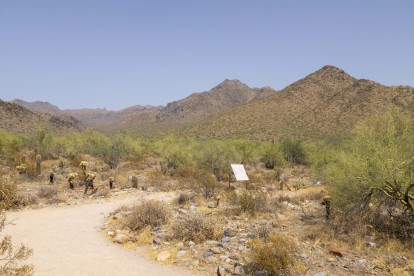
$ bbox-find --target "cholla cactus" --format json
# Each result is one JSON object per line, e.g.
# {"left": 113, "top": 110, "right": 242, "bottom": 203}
{"left": 66, "top": 173, "right": 78, "bottom": 190}
{"left": 321, "top": 196, "right": 331, "bottom": 219}
{"left": 16, "top": 164, "right": 27, "bottom": 174}
{"left": 86, "top": 173, "right": 96, "bottom": 181}
{"left": 84, "top": 173, "right": 97, "bottom": 195}
{"left": 79, "top": 161, "right": 88, "bottom": 171}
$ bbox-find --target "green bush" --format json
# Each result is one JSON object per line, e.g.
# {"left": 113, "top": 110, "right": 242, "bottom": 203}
{"left": 281, "top": 139, "right": 306, "bottom": 164}
{"left": 260, "top": 143, "right": 284, "bottom": 169}
{"left": 326, "top": 109, "right": 414, "bottom": 239}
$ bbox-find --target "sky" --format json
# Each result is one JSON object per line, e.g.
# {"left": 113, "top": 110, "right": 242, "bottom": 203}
{"left": 0, "top": 0, "right": 413, "bottom": 110}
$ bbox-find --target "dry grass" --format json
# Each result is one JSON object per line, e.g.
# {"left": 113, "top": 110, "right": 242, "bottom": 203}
{"left": 172, "top": 213, "right": 221, "bottom": 243}
{"left": 125, "top": 200, "right": 170, "bottom": 232}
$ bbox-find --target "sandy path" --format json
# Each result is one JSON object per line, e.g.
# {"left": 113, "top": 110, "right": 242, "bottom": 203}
{"left": 3, "top": 192, "right": 194, "bottom": 276}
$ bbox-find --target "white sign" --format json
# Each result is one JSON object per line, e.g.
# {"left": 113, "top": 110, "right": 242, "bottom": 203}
{"left": 231, "top": 164, "right": 249, "bottom": 181}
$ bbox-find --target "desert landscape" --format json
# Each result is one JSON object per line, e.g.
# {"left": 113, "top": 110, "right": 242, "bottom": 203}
{"left": 1, "top": 1, "right": 413, "bottom": 276}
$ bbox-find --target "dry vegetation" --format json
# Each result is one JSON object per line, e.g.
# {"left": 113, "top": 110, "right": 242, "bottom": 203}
{"left": 1, "top": 109, "right": 414, "bottom": 275}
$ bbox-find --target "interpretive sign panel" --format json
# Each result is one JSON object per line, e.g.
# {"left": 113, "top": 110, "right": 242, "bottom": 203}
{"left": 231, "top": 164, "right": 249, "bottom": 181}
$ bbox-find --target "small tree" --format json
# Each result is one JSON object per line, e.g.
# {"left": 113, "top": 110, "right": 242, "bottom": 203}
{"left": 260, "top": 143, "right": 284, "bottom": 169}
{"left": 327, "top": 109, "right": 414, "bottom": 239}
{"left": 281, "top": 139, "right": 306, "bottom": 165}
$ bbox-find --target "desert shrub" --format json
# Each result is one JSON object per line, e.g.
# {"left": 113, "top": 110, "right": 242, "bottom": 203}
{"left": 172, "top": 213, "right": 219, "bottom": 243}
{"left": 160, "top": 146, "right": 191, "bottom": 176}
{"left": 0, "top": 212, "right": 33, "bottom": 275}
{"left": 247, "top": 234, "right": 295, "bottom": 276}
{"left": 326, "top": 109, "right": 414, "bottom": 240}
{"left": 232, "top": 140, "right": 258, "bottom": 165}
{"left": 281, "top": 139, "right": 306, "bottom": 165}
{"left": 238, "top": 191, "right": 269, "bottom": 216}
{"left": 125, "top": 200, "right": 170, "bottom": 232}
{"left": 177, "top": 193, "right": 190, "bottom": 205}
{"left": 0, "top": 177, "right": 20, "bottom": 210}
{"left": 260, "top": 143, "right": 284, "bottom": 169}
{"left": 197, "top": 141, "right": 236, "bottom": 181}
{"left": 37, "top": 186, "right": 58, "bottom": 199}
{"left": 195, "top": 170, "right": 218, "bottom": 198}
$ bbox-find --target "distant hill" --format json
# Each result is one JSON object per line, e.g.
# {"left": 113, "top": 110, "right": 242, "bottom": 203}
{"left": 0, "top": 100, "right": 83, "bottom": 134}
{"left": 155, "top": 79, "right": 277, "bottom": 124}
{"left": 103, "top": 80, "right": 277, "bottom": 134}
{"left": 11, "top": 99, "right": 163, "bottom": 127}
{"left": 181, "top": 65, "right": 414, "bottom": 140}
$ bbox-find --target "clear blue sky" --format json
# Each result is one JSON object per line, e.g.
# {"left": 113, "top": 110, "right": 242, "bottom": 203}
{"left": 0, "top": 0, "right": 413, "bottom": 110}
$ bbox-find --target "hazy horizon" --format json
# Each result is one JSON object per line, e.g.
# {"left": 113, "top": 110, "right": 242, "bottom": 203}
{"left": 1, "top": 0, "right": 413, "bottom": 110}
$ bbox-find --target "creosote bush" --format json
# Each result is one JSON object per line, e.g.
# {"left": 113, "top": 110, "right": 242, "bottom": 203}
{"left": 125, "top": 200, "right": 170, "bottom": 232}
{"left": 37, "top": 186, "right": 58, "bottom": 199}
{"left": 261, "top": 143, "right": 284, "bottom": 169}
{"left": 172, "top": 213, "right": 219, "bottom": 243}
{"left": 238, "top": 191, "right": 269, "bottom": 216}
{"left": 247, "top": 234, "right": 296, "bottom": 276}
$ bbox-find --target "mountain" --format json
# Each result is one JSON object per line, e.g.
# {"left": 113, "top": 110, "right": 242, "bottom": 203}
{"left": 0, "top": 100, "right": 83, "bottom": 134}
{"left": 181, "top": 65, "right": 414, "bottom": 140}
{"left": 155, "top": 79, "right": 277, "bottom": 124}
{"left": 10, "top": 99, "right": 163, "bottom": 127}
{"left": 102, "top": 80, "right": 277, "bottom": 134}
{"left": 11, "top": 99, "right": 63, "bottom": 116}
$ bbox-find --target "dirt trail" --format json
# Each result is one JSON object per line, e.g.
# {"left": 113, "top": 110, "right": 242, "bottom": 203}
{"left": 3, "top": 192, "right": 194, "bottom": 276}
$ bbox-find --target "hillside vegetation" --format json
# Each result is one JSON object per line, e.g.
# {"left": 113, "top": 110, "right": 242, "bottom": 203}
{"left": 0, "top": 100, "right": 83, "bottom": 135}
{"left": 182, "top": 66, "right": 414, "bottom": 140}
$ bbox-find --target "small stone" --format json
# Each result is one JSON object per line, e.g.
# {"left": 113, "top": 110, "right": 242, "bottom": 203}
{"left": 114, "top": 234, "right": 128, "bottom": 244}
{"left": 203, "top": 251, "right": 213, "bottom": 258}
{"left": 217, "top": 265, "right": 226, "bottom": 276}
{"left": 176, "top": 242, "right": 184, "bottom": 248}
{"left": 313, "top": 272, "right": 326, "bottom": 276}
{"left": 107, "top": 231, "right": 115, "bottom": 237}
{"left": 365, "top": 242, "right": 377, "bottom": 248}
{"left": 191, "top": 260, "right": 200, "bottom": 266}
{"left": 153, "top": 226, "right": 160, "bottom": 232}
{"left": 234, "top": 264, "right": 245, "bottom": 275}
{"left": 224, "top": 228, "right": 235, "bottom": 237}
{"left": 205, "top": 256, "right": 219, "bottom": 263}
{"left": 176, "top": 250, "right": 186, "bottom": 258}
{"left": 113, "top": 213, "right": 123, "bottom": 220}
{"left": 228, "top": 254, "right": 240, "bottom": 260}
{"left": 156, "top": 251, "right": 171, "bottom": 262}
{"left": 210, "top": 247, "right": 222, "bottom": 254}
{"left": 208, "top": 202, "right": 216, "bottom": 208}
{"left": 115, "top": 229, "right": 129, "bottom": 235}
{"left": 188, "top": 241, "right": 196, "bottom": 247}
{"left": 358, "top": 259, "right": 368, "bottom": 265}
{"left": 253, "top": 270, "right": 269, "bottom": 276}
{"left": 178, "top": 209, "right": 188, "bottom": 214}
{"left": 222, "top": 237, "right": 230, "bottom": 243}
{"left": 329, "top": 248, "right": 344, "bottom": 257}
{"left": 153, "top": 238, "right": 163, "bottom": 245}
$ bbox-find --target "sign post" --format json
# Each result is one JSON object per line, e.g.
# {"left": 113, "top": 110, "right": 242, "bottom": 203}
{"left": 230, "top": 164, "right": 249, "bottom": 187}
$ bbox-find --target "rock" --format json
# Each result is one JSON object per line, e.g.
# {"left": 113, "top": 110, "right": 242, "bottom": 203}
{"left": 234, "top": 263, "right": 245, "bottom": 275}
{"left": 205, "top": 256, "right": 219, "bottom": 263}
{"left": 224, "top": 228, "right": 235, "bottom": 237}
{"left": 217, "top": 265, "right": 226, "bottom": 276}
{"left": 228, "top": 254, "right": 240, "bottom": 260}
{"left": 156, "top": 251, "right": 171, "bottom": 262}
{"left": 188, "top": 241, "right": 196, "bottom": 247}
{"left": 210, "top": 247, "right": 222, "bottom": 254}
{"left": 178, "top": 209, "right": 188, "bottom": 214}
{"left": 203, "top": 251, "right": 213, "bottom": 258}
{"left": 208, "top": 202, "right": 216, "bottom": 208}
{"left": 207, "top": 240, "right": 217, "bottom": 245}
{"left": 191, "top": 260, "right": 200, "bottom": 267}
{"left": 328, "top": 248, "right": 344, "bottom": 257}
{"left": 113, "top": 213, "right": 123, "bottom": 220}
{"left": 114, "top": 234, "right": 128, "bottom": 244}
{"left": 176, "top": 250, "right": 186, "bottom": 258}
{"left": 115, "top": 229, "right": 129, "bottom": 235}
{"left": 313, "top": 272, "right": 326, "bottom": 276}
{"left": 176, "top": 242, "right": 184, "bottom": 248}
{"left": 358, "top": 259, "right": 368, "bottom": 265}
{"left": 153, "top": 238, "right": 163, "bottom": 245}
{"left": 107, "top": 231, "right": 115, "bottom": 237}
{"left": 253, "top": 270, "right": 269, "bottom": 276}
{"left": 222, "top": 237, "right": 230, "bottom": 243}
{"left": 153, "top": 226, "right": 160, "bottom": 232}
{"left": 365, "top": 242, "right": 377, "bottom": 247}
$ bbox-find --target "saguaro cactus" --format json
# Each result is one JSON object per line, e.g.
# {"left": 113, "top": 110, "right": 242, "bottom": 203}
{"left": 35, "top": 154, "right": 42, "bottom": 175}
